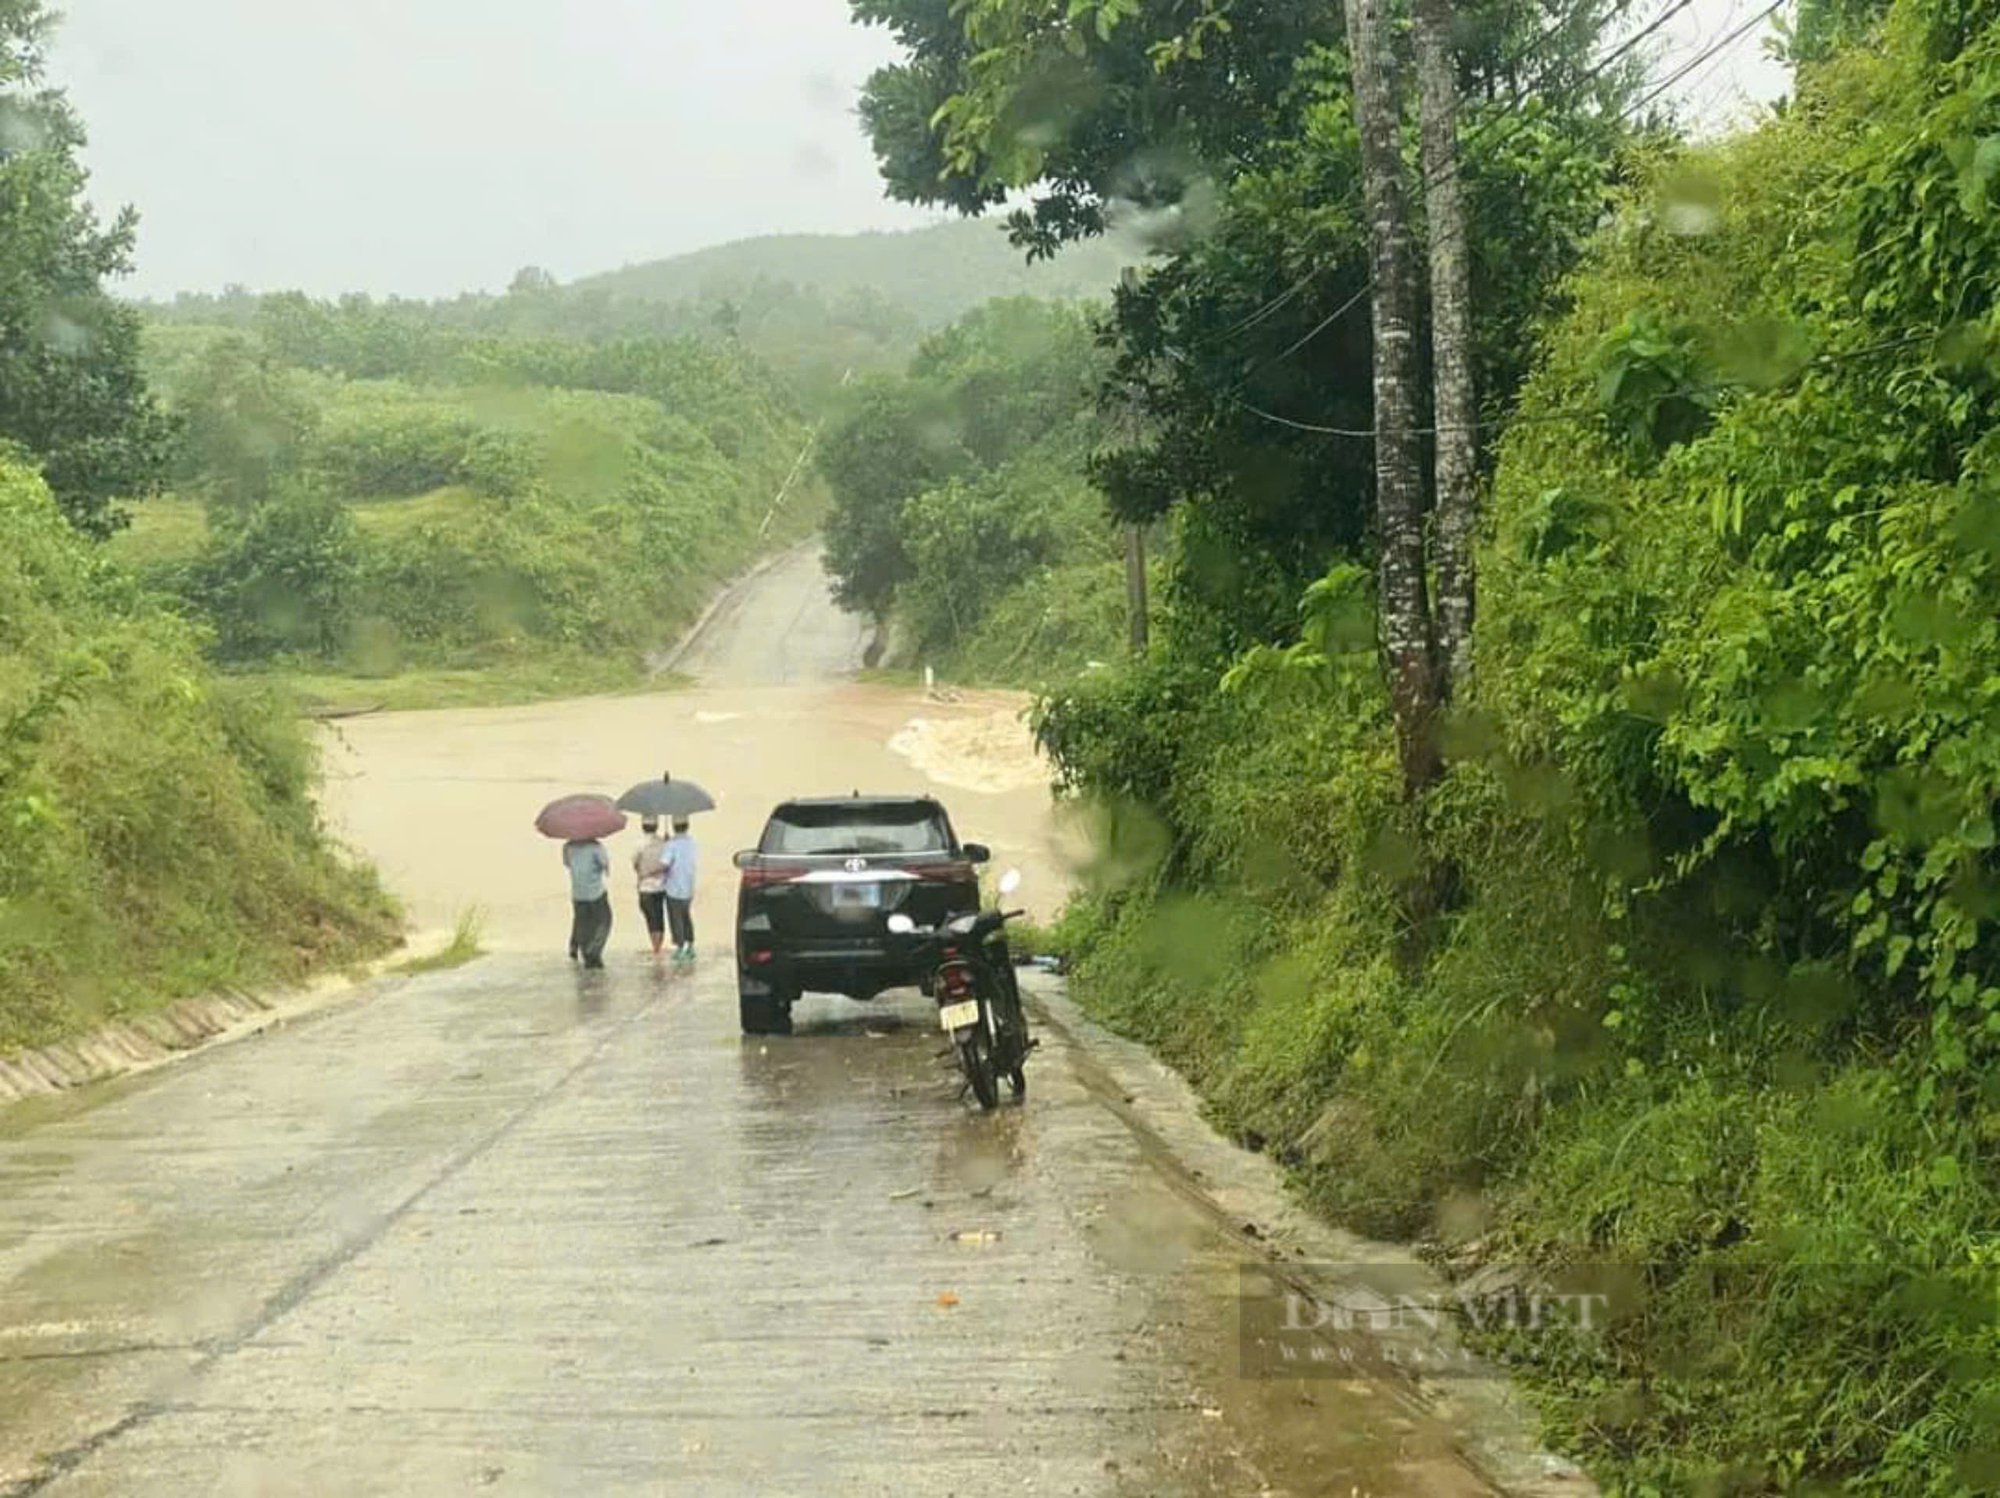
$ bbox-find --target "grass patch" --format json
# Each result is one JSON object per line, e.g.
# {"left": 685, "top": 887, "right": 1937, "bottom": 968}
{"left": 108, "top": 495, "right": 208, "bottom": 568}
{"left": 392, "top": 908, "right": 487, "bottom": 975}
{"left": 347, "top": 485, "right": 484, "bottom": 538}
{"left": 113, "top": 488, "right": 495, "bottom": 576}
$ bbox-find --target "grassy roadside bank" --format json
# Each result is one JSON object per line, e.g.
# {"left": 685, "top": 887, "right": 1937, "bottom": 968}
{"left": 0, "top": 463, "right": 400, "bottom": 1053}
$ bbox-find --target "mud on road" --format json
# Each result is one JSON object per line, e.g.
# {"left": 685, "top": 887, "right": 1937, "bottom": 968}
{"left": 0, "top": 550, "right": 1586, "bottom": 1496}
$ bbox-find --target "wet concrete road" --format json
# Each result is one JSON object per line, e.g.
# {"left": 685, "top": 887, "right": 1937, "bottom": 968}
{"left": 0, "top": 955, "right": 1509, "bottom": 1496}
{"left": 0, "top": 553, "right": 1562, "bottom": 1495}
{"left": 665, "top": 543, "right": 870, "bottom": 686}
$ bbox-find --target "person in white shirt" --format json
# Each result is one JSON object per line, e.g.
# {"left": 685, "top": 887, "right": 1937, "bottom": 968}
{"left": 662, "top": 819, "right": 699, "bottom": 964}
{"left": 633, "top": 819, "right": 670, "bottom": 958}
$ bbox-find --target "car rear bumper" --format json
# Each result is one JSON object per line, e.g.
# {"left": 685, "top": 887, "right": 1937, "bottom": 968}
{"left": 737, "top": 942, "right": 925, "bottom": 999}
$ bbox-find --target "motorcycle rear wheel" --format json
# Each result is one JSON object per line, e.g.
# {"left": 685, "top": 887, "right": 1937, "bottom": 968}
{"left": 957, "top": 1029, "right": 1000, "bottom": 1110}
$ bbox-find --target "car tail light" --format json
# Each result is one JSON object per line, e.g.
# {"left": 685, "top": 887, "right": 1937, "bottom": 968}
{"left": 739, "top": 865, "right": 804, "bottom": 890}
{"left": 747, "top": 949, "right": 774, "bottom": 966}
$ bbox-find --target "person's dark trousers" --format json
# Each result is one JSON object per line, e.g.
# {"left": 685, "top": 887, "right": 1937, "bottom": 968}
{"left": 638, "top": 892, "right": 667, "bottom": 942}
{"left": 666, "top": 897, "right": 694, "bottom": 950}
{"left": 573, "top": 896, "right": 613, "bottom": 968}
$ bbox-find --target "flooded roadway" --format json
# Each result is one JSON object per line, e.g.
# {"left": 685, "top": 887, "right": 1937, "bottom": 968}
{"left": 0, "top": 547, "right": 1580, "bottom": 1496}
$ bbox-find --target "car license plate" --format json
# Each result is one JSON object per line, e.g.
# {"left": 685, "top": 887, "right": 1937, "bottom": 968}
{"left": 832, "top": 882, "right": 880, "bottom": 910}
{"left": 938, "top": 1000, "right": 982, "bottom": 1032}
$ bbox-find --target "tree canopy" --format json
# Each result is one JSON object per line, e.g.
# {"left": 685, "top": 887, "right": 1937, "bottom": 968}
{"left": 0, "top": 0, "right": 171, "bottom": 536}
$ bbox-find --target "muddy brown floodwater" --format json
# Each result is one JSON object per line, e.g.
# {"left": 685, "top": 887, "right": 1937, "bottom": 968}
{"left": 0, "top": 546, "right": 1590, "bottom": 1496}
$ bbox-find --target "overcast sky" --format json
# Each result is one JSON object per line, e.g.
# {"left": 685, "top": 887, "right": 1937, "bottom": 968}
{"left": 47, "top": 0, "right": 1793, "bottom": 301}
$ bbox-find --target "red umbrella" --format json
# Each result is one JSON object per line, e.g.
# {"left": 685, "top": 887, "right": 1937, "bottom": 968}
{"left": 535, "top": 794, "right": 626, "bottom": 841}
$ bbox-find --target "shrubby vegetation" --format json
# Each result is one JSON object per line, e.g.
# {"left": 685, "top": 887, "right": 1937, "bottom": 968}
{"left": 122, "top": 311, "right": 818, "bottom": 696}
{"left": 819, "top": 297, "right": 1129, "bottom": 681}
{"left": 0, "top": 460, "right": 396, "bottom": 1046}
{"left": 866, "top": 0, "right": 2000, "bottom": 1490}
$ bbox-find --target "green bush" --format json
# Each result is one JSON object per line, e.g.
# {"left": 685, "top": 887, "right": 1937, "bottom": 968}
{"left": 818, "top": 297, "right": 1125, "bottom": 674}
{"left": 308, "top": 394, "right": 494, "bottom": 498}
{"left": 1042, "top": 3, "right": 2000, "bottom": 1490}
{"left": 190, "top": 487, "right": 364, "bottom": 661}
{"left": 898, "top": 437, "right": 1117, "bottom": 661}
{"left": 947, "top": 556, "right": 1130, "bottom": 685}
{"left": 0, "top": 461, "right": 396, "bottom": 1048}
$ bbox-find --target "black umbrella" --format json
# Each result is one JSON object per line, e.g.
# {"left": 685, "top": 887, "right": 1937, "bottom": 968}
{"left": 616, "top": 774, "right": 717, "bottom": 819}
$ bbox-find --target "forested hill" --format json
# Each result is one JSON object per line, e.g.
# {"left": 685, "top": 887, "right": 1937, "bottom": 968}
{"left": 573, "top": 220, "right": 1130, "bottom": 327}
{"left": 147, "top": 222, "right": 1131, "bottom": 407}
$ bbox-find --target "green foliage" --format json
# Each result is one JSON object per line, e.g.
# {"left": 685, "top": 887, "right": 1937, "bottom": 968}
{"left": 392, "top": 907, "right": 486, "bottom": 975}
{"left": 136, "top": 308, "right": 817, "bottom": 683}
{"left": 819, "top": 297, "right": 1126, "bottom": 675}
{"left": 1091, "top": 26, "right": 1635, "bottom": 656}
{"left": 190, "top": 488, "right": 363, "bottom": 662}
{"left": 1035, "top": 2, "right": 2000, "bottom": 1491}
{"left": 148, "top": 223, "right": 1129, "bottom": 413}
{"left": 819, "top": 377, "right": 965, "bottom": 619}
{"left": 897, "top": 454, "right": 1109, "bottom": 658}
{"left": 1590, "top": 310, "right": 1716, "bottom": 461}
{"left": 853, "top": 0, "right": 1339, "bottom": 252}
{"left": 569, "top": 220, "right": 1126, "bottom": 335}
{"left": 948, "top": 556, "right": 1133, "bottom": 684}
{"left": 1485, "top": 0, "right": 2000, "bottom": 1085}
{"left": 0, "top": 459, "right": 395, "bottom": 1047}
{"left": 169, "top": 335, "right": 321, "bottom": 511}
{"left": 0, "top": 0, "right": 171, "bottom": 536}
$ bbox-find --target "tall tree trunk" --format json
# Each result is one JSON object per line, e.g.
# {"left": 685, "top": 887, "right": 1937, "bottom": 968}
{"left": 1415, "top": 0, "right": 1479, "bottom": 699}
{"left": 1344, "top": 0, "right": 1441, "bottom": 797}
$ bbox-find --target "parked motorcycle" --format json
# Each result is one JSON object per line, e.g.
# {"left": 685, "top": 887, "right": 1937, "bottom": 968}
{"left": 887, "top": 869, "right": 1033, "bottom": 1109}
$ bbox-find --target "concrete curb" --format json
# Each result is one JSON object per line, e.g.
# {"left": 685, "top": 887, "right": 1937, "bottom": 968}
{"left": 0, "top": 928, "right": 464, "bottom": 1109}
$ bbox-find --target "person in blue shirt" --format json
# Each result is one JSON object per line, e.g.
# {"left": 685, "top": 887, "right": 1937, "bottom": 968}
{"left": 563, "top": 837, "right": 612, "bottom": 969}
{"left": 661, "top": 819, "right": 699, "bottom": 964}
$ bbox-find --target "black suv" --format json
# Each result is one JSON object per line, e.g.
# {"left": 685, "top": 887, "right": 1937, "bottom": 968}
{"left": 733, "top": 795, "right": 989, "bottom": 1035}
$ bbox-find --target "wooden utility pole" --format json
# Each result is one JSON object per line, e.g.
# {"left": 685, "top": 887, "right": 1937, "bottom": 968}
{"left": 1344, "top": 0, "right": 1441, "bottom": 796}
{"left": 1125, "top": 523, "right": 1150, "bottom": 654}
{"left": 1415, "top": 0, "right": 1479, "bottom": 698}
{"left": 1117, "top": 264, "right": 1151, "bottom": 656}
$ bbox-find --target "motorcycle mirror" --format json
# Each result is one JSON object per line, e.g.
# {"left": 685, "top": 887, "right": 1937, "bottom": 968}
{"left": 998, "top": 868, "right": 1023, "bottom": 896}
{"left": 886, "top": 913, "right": 916, "bottom": 935}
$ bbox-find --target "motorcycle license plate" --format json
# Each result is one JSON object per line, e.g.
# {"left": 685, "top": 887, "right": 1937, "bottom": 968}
{"left": 938, "top": 1000, "right": 982, "bottom": 1032}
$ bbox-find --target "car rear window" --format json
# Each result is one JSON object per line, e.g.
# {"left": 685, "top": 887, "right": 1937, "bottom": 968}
{"left": 760, "top": 803, "right": 951, "bottom": 856}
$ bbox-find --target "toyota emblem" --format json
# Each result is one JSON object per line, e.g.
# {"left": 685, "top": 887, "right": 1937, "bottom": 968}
{"left": 844, "top": 857, "right": 868, "bottom": 873}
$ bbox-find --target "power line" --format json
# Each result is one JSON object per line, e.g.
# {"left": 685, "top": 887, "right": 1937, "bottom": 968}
{"left": 1625, "top": 0, "right": 1788, "bottom": 119}
{"left": 1177, "top": 325, "right": 1940, "bottom": 442}
{"left": 1220, "top": 0, "right": 1787, "bottom": 402}
{"left": 1181, "top": 0, "right": 1631, "bottom": 355}
{"left": 1442, "top": 0, "right": 1701, "bottom": 197}
{"left": 1235, "top": 0, "right": 1705, "bottom": 380}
